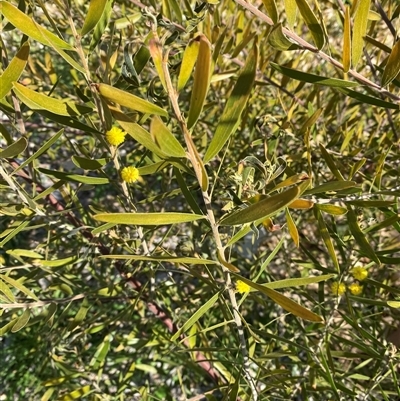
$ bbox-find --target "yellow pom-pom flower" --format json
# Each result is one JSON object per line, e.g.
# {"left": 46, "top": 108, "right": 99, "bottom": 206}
{"left": 106, "top": 126, "right": 126, "bottom": 146}
{"left": 236, "top": 280, "right": 251, "bottom": 294}
{"left": 121, "top": 166, "right": 140, "bottom": 183}
{"left": 348, "top": 283, "right": 363, "bottom": 296}
{"left": 331, "top": 281, "right": 346, "bottom": 296}
{"left": 351, "top": 266, "right": 368, "bottom": 281}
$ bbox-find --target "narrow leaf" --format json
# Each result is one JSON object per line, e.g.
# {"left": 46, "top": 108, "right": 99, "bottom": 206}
{"left": 150, "top": 116, "right": 186, "bottom": 158}
{"left": 337, "top": 87, "right": 399, "bottom": 110}
{"left": 284, "top": 0, "right": 297, "bottom": 28}
{"left": 305, "top": 180, "right": 357, "bottom": 195}
{"left": 317, "top": 204, "right": 347, "bottom": 215}
{"left": 382, "top": 39, "right": 400, "bottom": 87}
{"left": 288, "top": 199, "right": 314, "bottom": 209}
{"left": 149, "top": 38, "right": 166, "bottom": 91}
{"left": 11, "top": 309, "right": 30, "bottom": 332}
{"left": 101, "top": 255, "right": 215, "bottom": 265}
{"left": 286, "top": 208, "right": 299, "bottom": 247}
{"left": 204, "top": 40, "right": 258, "bottom": 163}
{"left": 12, "top": 82, "right": 92, "bottom": 116}
{"left": 178, "top": 37, "right": 200, "bottom": 92}
{"left": 273, "top": 173, "right": 309, "bottom": 190}
{"left": 262, "top": 0, "right": 278, "bottom": 24}
{"left": 90, "top": 0, "right": 113, "bottom": 50}
{"left": 294, "top": 0, "right": 325, "bottom": 49}
{"left": 270, "top": 62, "right": 359, "bottom": 87}
{"left": 0, "top": 1, "right": 73, "bottom": 50}
{"left": 0, "top": 274, "right": 38, "bottom": 301}
{"left": 97, "top": 83, "right": 168, "bottom": 117}
{"left": 352, "top": 0, "right": 371, "bottom": 66}
{"left": 171, "top": 291, "right": 220, "bottom": 341}
{"left": 220, "top": 185, "right": 300, "bottom": 226}
{"left": 268, "top": 23, "right": 301, "bottom": 51}
{"left": 232, "top": 273, "right": 323, "bottom": 322}
{"left": 347, "top": 206, "right": 380, "bottom": 263}
{"left": 187, "top": 34, "right": 212, "bottom": 129}
{"left": 0, "top": 41, "right": 30, "bottom": 100}
{"left": 13, "top": 129, "right": 64, "bottom": 174}
{"left": 0, "top": 137, "right": 27, "bottom": 158}
{"left": 71, "top": 156, "right": 109, "bottom": 170}
{"left": 316, "top": 209, "right": 339, "bottom": 272}
{"left": 343, "top": 5, "right": 351, "bottom": 72}
{"left": 260, "top": 274, "right": 335, "bottom": 290}
{"left": 37, "top": 168, "right": 109, "bottom": 185}
{"left": 81, "top": 0, "right": 108, "bottom": 36}
{"left": 94, "top": 212, "right": 206, "bottom": 225}
{"left": 109, "top": 106, "right": 168, "bottom": 157}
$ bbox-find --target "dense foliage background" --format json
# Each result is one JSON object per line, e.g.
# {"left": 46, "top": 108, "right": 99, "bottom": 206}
{"left": 1, "top": 0, "right": 400, "bottom": 400}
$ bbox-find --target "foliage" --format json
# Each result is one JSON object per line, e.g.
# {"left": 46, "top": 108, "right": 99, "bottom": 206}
{"left": 1, "top": 0, "right": 400, "bottom": 400}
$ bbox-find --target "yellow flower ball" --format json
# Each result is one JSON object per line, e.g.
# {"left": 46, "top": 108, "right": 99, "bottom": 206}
{"left": 331, "top": 281, "right": 346, "bottom": 296}
{"left": 121, "top": 166, "right": 140, "bottom": 184}
{"left": 348, "top": 283, "right": 363, "bottom": 296}
{"left": 236, "top": 280, "right": 251, "bottom": 294}
{"left": 351, "top": 266, "right": 368, "bottom": 281}
{"left": 106, "top": 126, "right": 126, "bottom": 146}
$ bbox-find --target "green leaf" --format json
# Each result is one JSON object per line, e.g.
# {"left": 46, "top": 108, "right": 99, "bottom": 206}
{"left": 204, "top": 39, "right": 258, "bottom": 163}
{"left": 93, "top": 212, "right": 206, "bottom": 225}
{"left": 0, "top": 41, "right": 30, "bottom": 100}
{"left": 149, "top": 38, "right": 166, "bottom": 91}
{"left": 262, "top": 0, "right": 278, "bottom": 24}
{"left": 0, "top": 273, "right": 38, "bottom": 301}
{"left": 294, "top": 0, "right": 325, "bottom": 49}
{"left": 12, "top": 82, "right": 92, "bottom": 116}
{"left": 304, "top": 180, "right": 357, "bottom": 195}
{"left": 352, "top": 0, "right": 371, "bottom": 66}
{"left": 171, "top": 291, "right": 220, "bottom": 341}
{"left": 68, "top": 298, "right": 91, "bottom": 331}
{"left": 13, "top": 129, "right": 64, "bottom": 174}
{"left": 316, "top": 204, "right": 348, "bottom": 215}
{"left": 316, "top": 209, "right": 339, "bottom": 272}
{"left": 382, "top": 39, "right": 400, "bottom": 87}
{"left": 89, "top": 335, "right": 110, "bottom": 369}
{"left": 81, "top": 0, "right": 108, "bottom": 36}
{"left": 232, "top": 273, "right": 323, "bottom": 322}
{"left": 268, "top": 23, "right": 301, "bottom": 51}
{"left": 37, "top": 168, "right": 109, "bottom": 185}
{"left": 0, "top": 1, "right": 74, "bottom": 50}
{"left": 89, "top": 0, "right": 113, "bottom": 50}
{"left": 178, "top": 37, "right": 200, "bottom": 92}
{"left": 347, "top": 206, "right": 380, "bottom": 264}
{"left": 346, "top": 200, "right": 395, "bottom": 208}
{"left": 284, "top": 0, "right": 297, "bottom": 28}
{"left": 11, "top": 309, "right": 30, "bottom": 332}
{"left": 273, "top": 173, "right": 309, "bottom": 191}
{"left": 6, "top": 249, "right": 43, "bottom": 259}
{"left": 220, "top": 184, "right": 300, "bottom": 226}
{"left": 97, "top": 83, "right": 168, "bottom": 117}
{"left": 260, "top": 274, "right": 335, "bottom": 290}
{"left": 109, "top": 106, "right": 168, "bottom": 157}
{"left": 101, "top": 255, "right": 216, "bottom": 265}
{"left": 187, "top": 34, "right": 212, "bottom": 129}
{"left": 319, "top": 144, "right": 345, "bottom": 180}
{"left": 38, "top": 256, "right": 78, "bottom": 267}
{"left": 150, "top": 116, "right": 186, "bottom": 158}
{"left": 286, "top": 208, "right": 299, "bottom": 247}
{"left": 0, "top": 137, "right": 27, "bottom": 158}
{"left": 71, "top": 156, "right": 109, "bottom": 170}
{"left": 343, "top": 5, "right": 351, "bottom": 72}
{"left": 337, "top": 87, "right": 399, "bottom": 110}
{"left": 270, "top": 62, "right": 359, "bottom": 87}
